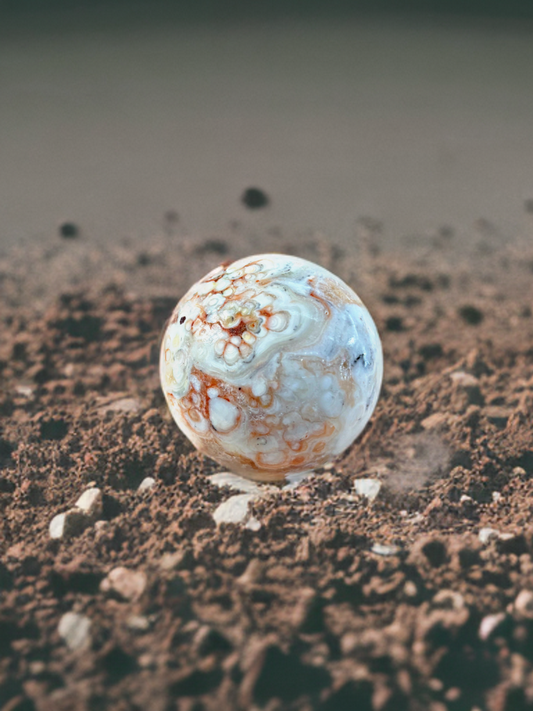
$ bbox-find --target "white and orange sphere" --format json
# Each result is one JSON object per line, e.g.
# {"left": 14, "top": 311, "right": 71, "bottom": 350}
{"left": 160, "top": 254, "right": 382, "bottom": 482}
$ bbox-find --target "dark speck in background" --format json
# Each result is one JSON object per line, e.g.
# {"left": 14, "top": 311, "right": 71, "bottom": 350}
{"left": 164, "top": 209, "right": 180, "bottom": 224}
{"left": 59, "top": 221, "right": 79, "bottom": 239}
{"left": 524, "top": 199, "right": 533, "bottom": 214}
{"left": 241, "top": 187, "right": 270, "bottom": 209}
{"left": 385, "top": 316, "right": 405, "bottom": 332}
{"left": 458, "top": 304, "right": 484, "bottom": 325}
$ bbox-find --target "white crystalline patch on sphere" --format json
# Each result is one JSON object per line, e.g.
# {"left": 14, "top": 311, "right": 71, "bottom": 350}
{"left": 209, "top": 397, "right": 239, "bottom": 433}
{"left": 160, "top": 253, "right": 383, "bottom": 483}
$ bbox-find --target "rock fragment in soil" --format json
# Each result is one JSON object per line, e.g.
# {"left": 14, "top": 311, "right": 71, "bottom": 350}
{"left": 371, "top": 542, "right": 401, "bottom": 556}
{"left": 479, "top": 527, "right": 499, "bottom": 544}
{"left": 245, "top": 516, "right": 262, "bottom": 531}
{"left": 49, "top": 509, "right": 90, "bottom": 540}
{"left": 100, "top": 566, "right": 147, "bottom": 601}
{"left": 354, "top": 478, "right": 381, "bottom": 501}
{"left": 212, "top": 493, "right": 258, "bottom": 525}
{"left": 57, "top": 612, "right": 91, "bottom": 651}
{"left": 74, "top": 487, "right": 103, "bottom": 518}
{"left": 137, "top": 476, "right": 156, "bottom": 493}
{"left": 207, "top": 471, "right": 262, "bottom": 494}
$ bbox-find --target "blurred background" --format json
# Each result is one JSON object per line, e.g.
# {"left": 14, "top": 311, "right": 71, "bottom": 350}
{"left": 1, "top": 0, "right": 533, "bottom": 250}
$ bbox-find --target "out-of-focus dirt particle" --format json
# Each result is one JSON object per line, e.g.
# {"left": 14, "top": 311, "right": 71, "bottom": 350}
{"left": 419, "top": 343, "right": 443, "bottom": 360}
{"left": 159, "top": 548, "right": 194, "bottom": 572}
{"left": 97, "top": 397, "right": 142, "bottom": 415}
{"left": 291, "top": 588, "right": 324, "bottom": 634}
{"left": 239, "top": 642, "right": 330, "bottom": 707}
{"left": 170, "top": 665, "right": 224, "bottom": 696}
{"left": 39, "top": 418, "right": 69, "bottom": 441}
{"left": 320, "top": 679, "right": 374, "bottom": 711}
{"left": 458, "top": 304, "right": 484, "bottom": 325}
{"left": 193, "top": 625, "right": 232, "bottom": 657}
{"left": 514, "top": 590, "right": 533, "bottom": 620}
{"left": 496, "top": 533, "right": 528, "bottom": 556}
{"left": 408, "top": 536, "right": 448, "bottom": 569}
{"left": 236, "top": 559, "right": 265, "bottom": 589}
{"left": 100, "top": 645, "right": 137, "bottom": 681}
{"left": 385, "top": 316, "right": 404, "bottom": 332}
{"left": 58, "top": 221, "right": 79, "bottom": 239}
{"left": 420, "top": 412, "right": 448, "bottom": 430}
{"left": 126, "top": 615, "right": 151, "bottom": 633}
{"left": 484, "top": 406, "right": 514, "bottom": 428}
{"left": 0, "top": 562, "right": 14, "bottom": 591}
{"left": 241, "top": 187, "right": 269, "bottom": 209}
{"left": 479, "top": 612, "right": 507, "bottom": 641}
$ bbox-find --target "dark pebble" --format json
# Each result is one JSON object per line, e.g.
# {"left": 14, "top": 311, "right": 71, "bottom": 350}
{"left": 58, "top": 222, "right": 79, "bottom": 239}
{"left": 241, "top": 187, "right": 269, "bottom": 209}
{"left": 458, "top": 305, "right": 484, "bottom": 325}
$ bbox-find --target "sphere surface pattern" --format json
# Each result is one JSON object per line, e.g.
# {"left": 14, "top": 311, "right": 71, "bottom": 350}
{"left": 160, "top": 254, "right": 383, "bottom": 482}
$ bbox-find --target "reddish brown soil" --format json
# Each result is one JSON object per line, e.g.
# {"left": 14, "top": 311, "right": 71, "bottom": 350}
{"left": 1, "top": 232, "right": 533, "bottom": 711}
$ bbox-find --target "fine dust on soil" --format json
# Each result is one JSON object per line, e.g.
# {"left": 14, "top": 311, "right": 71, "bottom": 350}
{"left": 1, "top": 225, "right": 533, "bottom": 711}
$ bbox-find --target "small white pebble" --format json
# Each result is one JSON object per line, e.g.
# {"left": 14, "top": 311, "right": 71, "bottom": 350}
{"left": 498, "top": 532, "right": 515, "bottom": 542}
{"left": 98, "top": 397, "right": 141, "bottom": 414}
{"left": 49, "top": 509, "right": 89, "bottom": 540}
{"left": 208, "top": 472, "right": 262, "bottom": 495}
{"left": 478, "top": 527, "right": 499, "bottom": 544}
{"left": 29, "top": 661, "right": 46, "bottom": 676}
{"left": 213, "top": 494, "right": 257, "bottom": 525}
{"left": 354, "top": 478, "right": 381, "bottom": 502}
{"left": 450, "top": 371, "right": 480, "bottom": 387}
{"left": 371, "top": 542, "right": 401, "bottom": 556}
{"left": 100, "top": 567, "right": 147, "bottom": 601}
{"left": 75, "top": 487, "right": 102, "bottom": 518}
{"left": 126, "top": 615, "right": 151, "bottom": 632}
{"left": 404, "top": 581, "right": 418, "bottom": 598}
{"left": 283, "top": 471, "right": 314, "bottom": 489}
{"left": 49, "top": 513, "right": 67, "bottom": 540}
{"left": 159, "top": 550, "right": 191, "bottom": 571}
{"left": 58, "top": 612, "right": 92, "bottom": 651}
{"left": 245, "top": 516, "right": 262, "bottom": 532}
{"left": 15, "top": 384, "right": 34, "bottom": 398}
{"left": 420, "top": 412, "right": 448, "bottom": 430}
{"left": 137, "top": 477, "right": 156, "bottom": 493}
{"left": 513, "top": 467, "right": 527, "bottom": 477}
{"left": 479, "top": 612, "right": 506, "bottom": 641}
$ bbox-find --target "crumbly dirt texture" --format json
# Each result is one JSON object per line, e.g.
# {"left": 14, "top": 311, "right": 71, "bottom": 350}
{"left": 1, "top": 229, "right": 533, "bottom": 711}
